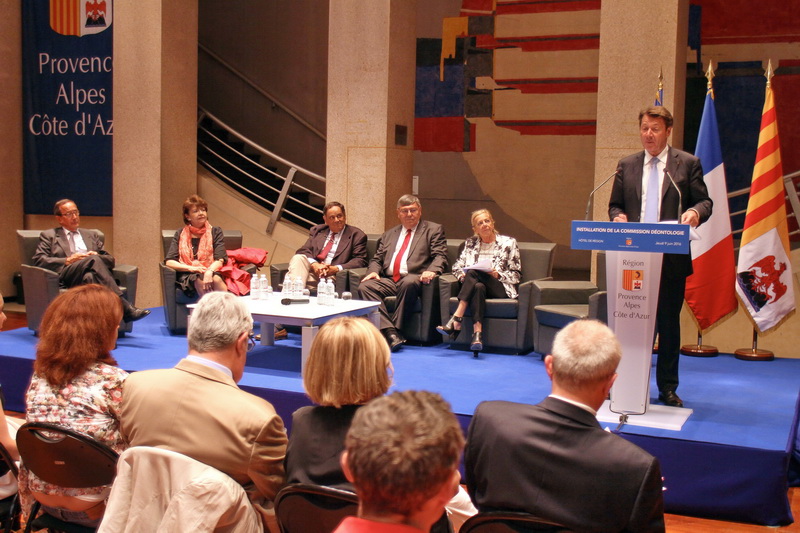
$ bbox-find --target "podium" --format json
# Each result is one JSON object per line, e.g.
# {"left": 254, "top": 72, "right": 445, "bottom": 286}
{"left": 571, "top": 220, "right": 693, "bottom": 430}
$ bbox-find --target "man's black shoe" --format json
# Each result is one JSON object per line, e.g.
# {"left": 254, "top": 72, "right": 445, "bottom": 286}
{"left": 123, "top": 306, "right": 150, "bottom": 322}
{"left": 658, "top": 390, "right": 684, "bottom": 408}
{"left": 384, "top": 329, "right": 406, "bottom": 352}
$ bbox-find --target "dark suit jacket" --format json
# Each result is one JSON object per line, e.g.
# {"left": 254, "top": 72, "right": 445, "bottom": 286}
{"left": 284, "top": 404, "right": 359, "bottom": 492}
{"left": 608, "top": 146, "right": 712, "bottom": 278}
{"left": 32, "top": 227, "right": 115, "bottom": 274}
{"left": 367, "top": 220, "right": 448, "bottom": 277}
{"left": 465, "top": 398, "right": 665, "bottom": 533}
{"left": 296, "top": 224, "right": 368, "bottom": 271}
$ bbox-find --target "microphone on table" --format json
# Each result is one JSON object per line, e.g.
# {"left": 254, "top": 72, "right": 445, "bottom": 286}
{"left": 281, "top": 298, "right": 310, "bottom": 306}
{"left": 584, "top": 171, "right": 618, "bottom": 220}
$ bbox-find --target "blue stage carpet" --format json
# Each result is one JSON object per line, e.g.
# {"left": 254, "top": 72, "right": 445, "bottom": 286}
{"left": 1, "top": 308, "right": 798, "bottom": 526}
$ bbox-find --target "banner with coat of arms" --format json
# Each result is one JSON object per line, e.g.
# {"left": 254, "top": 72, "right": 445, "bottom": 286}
{"left": 22, "top": 0, "right": 114, "bottom": 216}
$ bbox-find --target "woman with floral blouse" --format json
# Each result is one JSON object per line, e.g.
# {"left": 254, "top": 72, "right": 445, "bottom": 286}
{"left": 437, "top": 209, "right": 521, "bottom": 352}
{"left": 19, "top": 284, "right": 128, "bottom": 528}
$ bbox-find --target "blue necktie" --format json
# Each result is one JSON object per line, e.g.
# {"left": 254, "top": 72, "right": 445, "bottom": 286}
{"left": 643, "top": 157, "right": 660, "bottom": 222}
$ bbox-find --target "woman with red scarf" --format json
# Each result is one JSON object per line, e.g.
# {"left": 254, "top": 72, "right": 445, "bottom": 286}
{"left": 165, "top": 195, "right": 228, "bottom": 297}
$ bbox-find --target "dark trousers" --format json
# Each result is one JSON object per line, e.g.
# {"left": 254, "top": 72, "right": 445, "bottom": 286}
{"left": 655, "top": 271, "right": 686, "bottom": 393}
{"left": 59, "top": 255, "right": 123, "bottom": 297}
{"left": 457, "top": 270, "right": 507, "bottom": 324}
{"left": 358, "top": 274, "right": 421, "bottom": 331}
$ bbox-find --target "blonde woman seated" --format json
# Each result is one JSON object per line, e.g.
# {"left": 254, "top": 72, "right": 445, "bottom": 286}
{"left": 19, "top": 285, "right": 128, "bottom": 528}
{"left": 437, "top": 209, "right": 521, "bottom": 352}
{"left": 165, "top": 194, "right": 228, "bottom": 297}
{"left": 284, "top": 316, "right": 477, "bottom": 531}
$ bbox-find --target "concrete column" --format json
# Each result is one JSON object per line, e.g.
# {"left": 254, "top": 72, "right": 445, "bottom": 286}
{"left": 114, "top": 1, "right": 198, "bottom": 307}
{"left": 326, "top": 0, "right": 417, "bottom": 232}
{"left": 0, "top": 0, "right": 23, "bottom": 298}
{"left": 592, "top": 0, "right": 689, "bottom": 223}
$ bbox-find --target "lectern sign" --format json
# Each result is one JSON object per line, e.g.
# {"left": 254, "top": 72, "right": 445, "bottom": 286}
{"left": 571, "top": 221, "right": 690, "bottom": 253}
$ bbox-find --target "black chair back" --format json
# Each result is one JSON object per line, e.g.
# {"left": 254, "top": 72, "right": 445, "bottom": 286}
{"left": 0, "top": 439, "right": 19, "bottom": 533}
{"left": 275, "top": 483, "right": 358, "bottom": 533}
{"left": 16, "top": 422, "right": 118, "bottom": 488}
{"left": 460, "top": 511, "right": 571, "bottom": 533}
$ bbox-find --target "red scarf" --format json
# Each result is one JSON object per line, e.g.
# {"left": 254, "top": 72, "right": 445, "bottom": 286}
{"left": 178, "top": 222, "right": 214, "bottom": 267}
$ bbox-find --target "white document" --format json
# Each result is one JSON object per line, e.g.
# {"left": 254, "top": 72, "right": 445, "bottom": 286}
{"left": 462, "top": 258, "right": 493, "bottom": 273}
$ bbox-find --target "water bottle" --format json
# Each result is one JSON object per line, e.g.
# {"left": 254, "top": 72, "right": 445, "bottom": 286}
{"left": 259, "top": 274, "right": 269, "bottom": 300}
{"left": 326, "top": 278, "right": 335, "bottom": 305}
{"left": 265, "top": 281, "right": 273, "bottom": 301}
{"left": 283, "top": 274, "right": 292, "bottom": 298}
{"left": 294, "top": 276, "right": 304, "bottom": 299}
{"left": 251, "top": 273, "right": 261, "bottom": 299}
{"left": 318, "top": 278, "right": 329, "bottom": 305}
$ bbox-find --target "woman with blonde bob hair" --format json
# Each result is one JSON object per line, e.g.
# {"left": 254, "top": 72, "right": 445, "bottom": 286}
{"left": 20, "top": 284, "right": 128, "bottom": 528}
{"left": 285, "top": 316, "right": 391, "bottom": 489}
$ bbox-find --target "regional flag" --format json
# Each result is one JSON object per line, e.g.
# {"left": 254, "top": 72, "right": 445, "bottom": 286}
{"left": 735, "top": 80, "right": 795, "bottom": 332}
{"left": 684, "top": 88, "right": 737, "bottom": 330}
{"left": 50, "top": 0, "right": 111, "bottom": 37}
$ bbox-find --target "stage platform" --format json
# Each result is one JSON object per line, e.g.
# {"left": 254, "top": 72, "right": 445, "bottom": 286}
{"left": 1, "top": 308, "right": 798, "bottom": 527}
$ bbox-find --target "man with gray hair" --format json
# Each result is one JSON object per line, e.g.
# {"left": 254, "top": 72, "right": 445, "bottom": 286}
{"left": 359, "top": 194, "right": 448, "bottom": 351}
{"left": 120, "top": 292, "right": 287, "bottom": 531}
{"left": 465, "top": 319, "right": 665, "bottom": 532}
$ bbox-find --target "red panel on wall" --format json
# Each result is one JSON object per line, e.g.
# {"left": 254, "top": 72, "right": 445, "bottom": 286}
{"left": 496, "top": 0, "right": 601, "bottom": 14}
{"left": 773, "top": 67, "right": 800, "bottom": 175}
{"left": 415, "top": 117, "right": 475, "bottom": 152}
{"left": 695, "top": 0, "right": 800, "bottom": 44}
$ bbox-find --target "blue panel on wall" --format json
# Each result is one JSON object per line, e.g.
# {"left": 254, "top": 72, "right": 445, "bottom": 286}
{"left": 416, "top": 65, "right": 465, "bottom": 118}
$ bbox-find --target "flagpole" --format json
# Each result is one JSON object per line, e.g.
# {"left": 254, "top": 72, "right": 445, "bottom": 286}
{"left": 681, "top": 61, "right": 720, "bottom": 358}
{"left": 734, "top": 329, "right": 775, "bottom": 361}
{"left": 734, "top": 59, "right": 794, "bottom": 361}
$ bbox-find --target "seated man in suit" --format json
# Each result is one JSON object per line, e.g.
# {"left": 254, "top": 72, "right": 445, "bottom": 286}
{"left": 358, "top": 194, "right": 448, "bottom": 351}
{"left": 465, "top": 319, "right": 665, "bottom": 532}
{"left": 32, "top": 198, "right": 149, "bottom": 322}
{"left": 120, "top": 292, "right": 288, "bottom": 532}
{"left": 334, "top": 390, "right": 464, "bottom": 533}
{"left": 287, "top": 201, "right": 367, "bottom": 288}
{"left": 273, "top": 201, "right": 368, "bottom": 339}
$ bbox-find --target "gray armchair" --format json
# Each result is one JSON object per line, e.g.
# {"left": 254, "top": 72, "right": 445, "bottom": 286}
{"left": 16, "top": 229, "right": 140, "bottom": 335}
{"left": 438, "top": 242, "right": 557, "bottom": 354}
{"left": 159, "top": 229, "right": 255, "bottom": 335}
{"left": 343, "top": 235, "right": 460, "bottom": 344}
{"left": 531, "top": 280, "right": 608, "bottom": 357}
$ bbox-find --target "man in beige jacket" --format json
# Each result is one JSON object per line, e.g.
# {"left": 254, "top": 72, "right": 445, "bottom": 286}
{"left": 120, "top": 292, "right": 287, "bottom": 531}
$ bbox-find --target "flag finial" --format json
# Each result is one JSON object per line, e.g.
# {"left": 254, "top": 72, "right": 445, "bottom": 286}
{"left": 765, "top": 59, "right": 774, "bottom": 88}
{"left": 655, "top": 67, "right": 664, "bottom": 106}
{"left": 705, "top": 61, "right": 715, "bottom": 92}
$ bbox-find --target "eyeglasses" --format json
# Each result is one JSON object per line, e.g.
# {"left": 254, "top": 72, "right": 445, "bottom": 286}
{"left": 59, "top": 210, "right": 80, "bottom": 218}
{"left": 247, "top": 332, "right": 256, "bottom": 352}
{"left": 398, "top": 207, "right": 419, "bottom": 215}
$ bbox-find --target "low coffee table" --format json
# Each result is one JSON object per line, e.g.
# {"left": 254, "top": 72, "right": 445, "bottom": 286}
{"left": 245, "top": 294, "right": 380, "bottom": 372}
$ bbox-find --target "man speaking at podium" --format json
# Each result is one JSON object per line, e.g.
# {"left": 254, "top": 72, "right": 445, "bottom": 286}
{"left": 608, "top": 106, "right": 712, "bottom": 408}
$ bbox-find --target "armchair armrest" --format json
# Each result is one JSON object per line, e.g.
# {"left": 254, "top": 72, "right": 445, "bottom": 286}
{"left": 346, "top": 267, "right": 368, "bottom": 295}
{"left": 438, "top": 274, "right": 460, "bottom": 325}
{"left": 112, "top": 264, "right": 139, "bottom": 305}
{"left": 531, "top": 280, "right": 598, "bottom": 307}
{"left": 269, "top": 263, "right": 290, "bottom": 290}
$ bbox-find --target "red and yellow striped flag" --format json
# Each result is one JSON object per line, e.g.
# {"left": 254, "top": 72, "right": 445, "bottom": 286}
{"left": 735, "top": 72, "right": 795, "bottom": 332}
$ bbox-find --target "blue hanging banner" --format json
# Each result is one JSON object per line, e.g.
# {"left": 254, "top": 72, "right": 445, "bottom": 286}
{"left": 22, "top": 0, "right": 114, "bottom": 216}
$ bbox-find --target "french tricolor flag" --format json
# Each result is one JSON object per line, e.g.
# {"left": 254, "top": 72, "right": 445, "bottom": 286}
{"left": 684, "top": 88, "right": 738, "bottom": 330}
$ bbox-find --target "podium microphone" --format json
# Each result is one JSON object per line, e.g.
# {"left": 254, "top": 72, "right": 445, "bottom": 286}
{"left": 584, "top": 171, "right": 618, "bottom": 220}
{"left": 664, "top": 168, "right": 682, "bottom": 222}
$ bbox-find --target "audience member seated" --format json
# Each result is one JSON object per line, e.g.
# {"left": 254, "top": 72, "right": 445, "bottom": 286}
{"left": 32, "top": 198, "right": 149, "bottom": 322}
{"left": 0, "top": 291, "right": 20, "bottom": 499}
{"left": 19, "top": 285, "right": 129, "bottom": 528}
{"left": 359, "top": 194, "right": 448, "bottom": 352}
{"left": 465, "top": 319, "right": 665, "bottom": 532}
{"left": 285, "top": 317, "right": 476, "bottom": 531}
{"left": 333, "top": 390, "right": 465, "bottom": 533}
{"left": 285, "top": 316, "right": 392, "bottom": 491}
{"left": 120, "top": 291, "right": 288, "bottom": 532}
{"left": 437, "top": 209, "right": 521, "bottom": 352}
{"left": 165, "top": 194, "right": 230, "bottom": 298}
